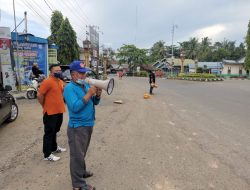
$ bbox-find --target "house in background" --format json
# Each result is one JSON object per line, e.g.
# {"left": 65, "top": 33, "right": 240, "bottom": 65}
{"left": 222, "top": 57, "right": 249, "bottom": 76}
{"left": 152, "top": 58, "right": 195, "bottom": 74}
{"left": 189, "top": 62, "right": 223, "bottom": 74}
{"left": 110, "top": 63, "right": 129, "bottom": 74}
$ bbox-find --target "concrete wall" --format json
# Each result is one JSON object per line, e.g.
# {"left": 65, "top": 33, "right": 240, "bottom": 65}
{"left": 222, "top": 64, "right": 247, "bottom": 75}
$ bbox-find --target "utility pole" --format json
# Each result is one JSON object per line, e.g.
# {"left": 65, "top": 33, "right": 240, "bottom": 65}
{"left": 171, "top": 24, "right": 177, "bottom": 76}
{"left": 13, "top": 0, "right": 22, "bottom": 91}
{"left": 24, "top": 11, "right": 27, "bottom": 33}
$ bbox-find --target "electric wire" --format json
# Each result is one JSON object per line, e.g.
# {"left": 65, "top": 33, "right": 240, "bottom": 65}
{"left": 20, "top": 0, "right": 50, "bottom": 27}
{"left": 67, "top": 0, "right": 89, "bottom": 24}
{"left": 43, "top": 0, "right": 53, "bottom": 11}
{"left": 19, "top": 0, "right": 99, "bottom": 45}
{"left": 73, "top": 0, "right": 91, "bottom": 23}
{"left": 30, "top": 0, "right": 51, "bottom": 20}
{"left": 47, "top": 0, "right": 88, "bottom": 42}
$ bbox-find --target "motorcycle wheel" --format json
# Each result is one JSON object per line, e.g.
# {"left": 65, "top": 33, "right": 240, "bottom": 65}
{"left": 26, "top": 90, "right": 37, "bottom": 99}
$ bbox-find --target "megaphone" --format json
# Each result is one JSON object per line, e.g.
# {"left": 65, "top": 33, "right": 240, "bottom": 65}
{"left": 85, "top": 78, "right": 114, "bottom": 95}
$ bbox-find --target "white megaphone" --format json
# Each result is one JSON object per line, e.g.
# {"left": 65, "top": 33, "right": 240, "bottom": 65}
{"left": 84, "top": 78, "right": 114, "bottom": 95}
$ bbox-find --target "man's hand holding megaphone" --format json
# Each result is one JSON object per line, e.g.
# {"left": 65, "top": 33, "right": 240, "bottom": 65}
{"left": 84, "top": 86, "right": 102, "bottom": 102}
{"left": 95, "top": 87, "right": 102, "bottom": 98}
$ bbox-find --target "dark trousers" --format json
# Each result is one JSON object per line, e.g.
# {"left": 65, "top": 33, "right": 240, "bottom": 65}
{"left": 67, "top": 126, "right": 93, "bottom": 188}
{"left": 149, "top": 85, "right": 154, "bottom": 94}
{"left": 43, "top": 113, "right": 63, "bottom": 158}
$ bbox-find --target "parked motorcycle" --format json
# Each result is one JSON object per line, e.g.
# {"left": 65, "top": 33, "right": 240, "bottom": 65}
{"left": 26, "top": 74, "right": 45, "bottom": 99}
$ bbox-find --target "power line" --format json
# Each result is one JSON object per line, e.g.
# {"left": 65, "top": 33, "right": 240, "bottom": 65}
{"left": 73, "top": 0, "right": 91, "bottom": 23}
{"left": 47, "top": 0, "right": 88, "bottom": 43}
{"left": 63, "top": 0, "right": 89, "bottom": 26}
{"left": 30, "top": 0, "right": 51, "bottom": 20}
{"left": 43, "top": 0, "right": 53, "bottom": 11}
{"left": 20, "top": 0, "right": 50, "bottom": 27}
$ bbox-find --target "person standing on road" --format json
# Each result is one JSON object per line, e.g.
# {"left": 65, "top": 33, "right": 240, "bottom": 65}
{"left": 37, "top": 64, "right": 66, "bottom": 162}
{"left": 63, "top": 60, "right": 102, "bottom": 190}
{"left": 149, "top": 70, "right": 156, "bottom": 95}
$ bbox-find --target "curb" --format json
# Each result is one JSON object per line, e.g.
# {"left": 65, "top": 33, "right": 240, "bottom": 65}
{"left": 15, "top": 96, "right": 27, "bottom": 100}
{"left": 166, "top": 77, "right": 224, "bottom": 82}
{"left": 11, "top": 91, "right": 27, "bottom": 100}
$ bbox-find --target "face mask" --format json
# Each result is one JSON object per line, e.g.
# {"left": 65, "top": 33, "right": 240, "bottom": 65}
{"left": 76, "top": 79, "right": 86, "bottom": 85}
{"left": 54, "top": 72, "right": 62, "bottom": 79}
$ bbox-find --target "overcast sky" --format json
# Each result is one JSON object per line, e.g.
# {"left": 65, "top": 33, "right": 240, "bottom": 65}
{"left": 0, "top": 0, "right": 250, "bottom": 50}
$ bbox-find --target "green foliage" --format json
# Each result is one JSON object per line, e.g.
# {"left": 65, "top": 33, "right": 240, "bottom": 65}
{"left": 48, "top": 10, "right": 64, "bottom": 44}
{"left": 57, "top": 18, "right": 79, "bottom": 64}
{"left": 134, "top": 71, "right": 148, "bottom": 77}
{"left": 149, "top": 41, "right": 167, "bottom": 62}
{"left": 179, "top": 37, "right": 199, "bottom": 59}
{"left": 178, "top": 73, "right": 217, "bottom": 78}
{"left": 245, "top": 21, "right": 250, "bottom": 71}
{"left": 116, "top": 44, "right": 148, "bottom": 71}
{"left": 196, "top": 67, "right": 203, "bottom": 73}
{"left": 177, "top": 37, "right": 245, "bottom": 62}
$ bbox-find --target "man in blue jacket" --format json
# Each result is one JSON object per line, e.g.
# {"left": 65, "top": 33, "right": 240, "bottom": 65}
{"left": 64, "top": 60, "right": 102, "bottom": 190}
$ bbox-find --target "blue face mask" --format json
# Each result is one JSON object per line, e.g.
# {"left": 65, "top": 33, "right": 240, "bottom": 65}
{"left": 54, "top": 72, "right": 62, "bottom": 79}
{"left": 76, "top": 79, "right": 86, "bottom": 85}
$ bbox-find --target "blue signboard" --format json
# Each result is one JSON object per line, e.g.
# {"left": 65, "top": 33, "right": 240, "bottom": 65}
{"left": 11, "top": 33, "right": 48, "bottom": 89}
{"left": 12, "top": 41, "right": 48, "bottom": 87}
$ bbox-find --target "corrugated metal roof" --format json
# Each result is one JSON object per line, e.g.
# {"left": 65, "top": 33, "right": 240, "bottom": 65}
{"left": 223, "top": 58, "right": 245, "bottom": 64}
{"left": 11, "top": 32, "right": 48, "bottom": 44}
{"left": 166, "top": 58, "right": 195, "bottom": 66}
{"left": 189, "top": 62, "right": 222, "bottom": 69}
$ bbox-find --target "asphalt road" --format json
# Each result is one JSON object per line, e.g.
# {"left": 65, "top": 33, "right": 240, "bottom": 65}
{"left": 0, "top": 77, "right": 249, "bottom": 190}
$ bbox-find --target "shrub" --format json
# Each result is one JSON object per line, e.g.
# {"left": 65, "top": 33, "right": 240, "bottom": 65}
{"left": 178, "top": 73, "right": 217, "bottom": 78}
{"left": 134, "top": 71, "right": 148, "bottom": 77}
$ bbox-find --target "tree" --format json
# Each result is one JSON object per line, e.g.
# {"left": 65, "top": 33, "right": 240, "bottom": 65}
{"left": 198, "top": 37, "right": 212, "bottom": 61}
{"left": 48, "top": 10, "right": 64, "bottom": 45}
{"left": 107, "top": 47, "right": 115, "bottom": 60}
{"left": 245, "top": 21, "right": 250, "bottom": 71}
{"left": 149, "top": 41, "right": 167, "bottom": 62}
{"left": 57, "top": 18, "right": 79, "bottom": 64}
{"left": 116, "top": 44, "right": 148, "bottom": 71}
{"left": 179, "top": 37, "right": 199, "bottom": 60}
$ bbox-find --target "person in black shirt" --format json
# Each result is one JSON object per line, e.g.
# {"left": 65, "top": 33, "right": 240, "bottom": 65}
{"left": 31, "top": 63, "right": 44, "bottom": 79}
{"left": 148, "top": 70, "right": 156, "bottom": 95}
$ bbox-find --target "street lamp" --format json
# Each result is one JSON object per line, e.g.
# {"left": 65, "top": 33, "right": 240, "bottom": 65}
{"left": 103, "top": 48, "right": 108, "bottom": 79}
{"left": 180, "top": 52, "right": 185, "bottom": 73}
{"left": 83, "top": 38, "right": 91, "bottom": 68}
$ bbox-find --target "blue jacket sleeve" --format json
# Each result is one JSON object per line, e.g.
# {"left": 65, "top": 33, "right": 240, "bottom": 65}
{"left": 64, "top": 85, "right": 87, "bottom": 113}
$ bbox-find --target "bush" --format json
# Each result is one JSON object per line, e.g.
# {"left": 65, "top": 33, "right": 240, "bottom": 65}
{"left": 134, "top": 71, "right": 148, "bottom": 77}
{"left": 178, "top": 73, "right": 217, "bottom": 78}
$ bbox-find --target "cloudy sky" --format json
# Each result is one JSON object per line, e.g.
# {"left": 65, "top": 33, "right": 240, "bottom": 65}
{"left": 0, "top": 0, "right": 250, "bottom": 50}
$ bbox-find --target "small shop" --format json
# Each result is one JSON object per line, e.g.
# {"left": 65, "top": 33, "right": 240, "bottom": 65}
{"left": 11, "top": 32, "right": 49, "bottom": 90}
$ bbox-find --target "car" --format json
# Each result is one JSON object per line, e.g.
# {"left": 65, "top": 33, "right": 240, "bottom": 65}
{"left": 0, "top": 85, "right": 19, "bottom": 125}
{"left": 60, "top": 65, "right": 99, "bottom": 83}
